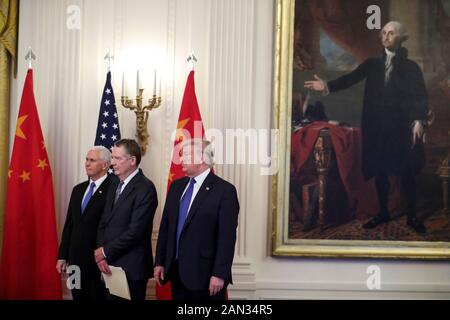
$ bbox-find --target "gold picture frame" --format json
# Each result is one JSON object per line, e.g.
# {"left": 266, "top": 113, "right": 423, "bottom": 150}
{"left": 271, "top": 0, "right": 450, "bottom": 259}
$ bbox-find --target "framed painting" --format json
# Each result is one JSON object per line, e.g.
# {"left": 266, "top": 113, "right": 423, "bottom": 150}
{"left": 272, "top": 0, "right": 450, "bottom": 258}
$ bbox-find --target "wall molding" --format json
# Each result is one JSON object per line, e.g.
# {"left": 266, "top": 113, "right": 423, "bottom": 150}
{"left": 229, "top": 279, "right": 450, "bottom": 299}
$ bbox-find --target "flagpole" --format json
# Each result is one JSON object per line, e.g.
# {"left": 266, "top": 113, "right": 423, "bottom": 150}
{"left": 104, "top": 49, "right": 114, "bottom": 73}
{"left": 25, "top": 47, "right": 36, "bottom": 69}
{"left": 187, "top": 50, "right": 197, "bottom": 71}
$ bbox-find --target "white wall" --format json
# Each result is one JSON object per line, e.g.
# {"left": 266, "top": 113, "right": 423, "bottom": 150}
{"left": 11, "top": 0, "right": 450, "bottom": 299}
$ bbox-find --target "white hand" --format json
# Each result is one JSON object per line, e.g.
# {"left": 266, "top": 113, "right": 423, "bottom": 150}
{"left": 56, "top": 259, "right": 67, "bottom": 274}
{"left": 304, "top": 74, "right": 326, "bottom": 92}
{"left": 412, "top": 121, "right": 424, "bottom": 145}
{"left": 153, "top": 266, "right": 165, "bottom": 287}
{"left": 209, "top": 276, "right": 225, "bottom": 296}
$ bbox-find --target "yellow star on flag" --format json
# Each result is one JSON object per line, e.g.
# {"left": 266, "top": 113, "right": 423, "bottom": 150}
{"left": 175, "top": 118, "right": 190, "bottom": 142}
{"left": 37, "top": 159, "right": 48, "bottom": 170}
{"left": 168, "top": 172, "right": 175, "bottom": 182}
{"left": 8, "top": 170, "right": 13, "bottom": 178}
{"left": 15, "top": 115, "right": 28, "bottom": 140}
{"left": 19, "top": 170, "right": 31, "bottom": 182}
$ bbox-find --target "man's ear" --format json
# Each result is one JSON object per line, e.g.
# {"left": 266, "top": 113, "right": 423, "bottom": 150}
{"left": 103, "top": 162, "right": 111, "bottom": 171}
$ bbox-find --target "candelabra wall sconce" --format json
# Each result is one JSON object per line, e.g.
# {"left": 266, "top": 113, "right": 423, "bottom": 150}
{"left": 120, "top": 71, "right": 161, "bottom": 155}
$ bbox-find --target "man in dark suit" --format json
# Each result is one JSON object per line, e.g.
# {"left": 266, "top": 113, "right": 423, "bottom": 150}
{"left": 94, "top": 139, "right": 158, "bottom": 300}
{"left": 57, "top": 146, "right": 112, "bottom": 300}
{"left": 154, "top": 139, "right": 239, "bottom": 300}
{"left": 305, "top": 21, "right": 428, "bottom": 233}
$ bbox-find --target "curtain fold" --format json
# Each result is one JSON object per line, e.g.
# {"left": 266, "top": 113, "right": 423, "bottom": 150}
{"left": 0, "top": 0, "right": 18, "bottom": 253}
{"left": 304, "top": 0, "right": 387, "bottom": 63}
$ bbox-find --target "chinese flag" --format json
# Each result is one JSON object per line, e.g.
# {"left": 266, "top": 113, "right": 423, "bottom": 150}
{"left": 155, "top": 70, "right": 206, "bottom": 300}
{"left": 0, "top": 69, "right": 62, "bottom": 299}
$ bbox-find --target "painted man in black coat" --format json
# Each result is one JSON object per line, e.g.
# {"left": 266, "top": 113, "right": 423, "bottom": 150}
{"left": 57, "top": 146, "right": 112, "bottom": 300}
{"left": 154, "top": 139, "right": 239, "bottom": 300}
{"left": 305, "top": 21, "right": 428, "bottom": 233}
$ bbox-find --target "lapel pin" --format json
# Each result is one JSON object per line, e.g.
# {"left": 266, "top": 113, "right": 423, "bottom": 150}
{"left": 206, "top": 187, "right": 210, "bottom": 191}
{"left": 99, "top": 190, "right": 103, "bottom": 194}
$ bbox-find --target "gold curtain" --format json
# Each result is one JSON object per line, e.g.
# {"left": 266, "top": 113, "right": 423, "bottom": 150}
{"left": 0, "top": 0, "right": 18, "bottom": 252}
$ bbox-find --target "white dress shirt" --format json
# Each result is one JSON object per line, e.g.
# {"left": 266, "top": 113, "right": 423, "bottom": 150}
{"left": 118, "top": 168, "right": 140, "bottom": 193}
{"left": 181, "top": 168, "right": 211, "bottom": 216}
{"left": 81, "top": 173, "right": 108, "bottom": 204}
{"left": 384, "top": 48, "right": 396, "bottom": 84}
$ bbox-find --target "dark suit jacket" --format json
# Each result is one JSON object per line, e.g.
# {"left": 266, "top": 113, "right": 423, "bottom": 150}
{"left": 155, "top": 171, "right": 240, "bottom": 291}
{"left": 97, "top": 169, "right": 158, "bottom": 281}
{"left": 58, "top": 175, "right": 112, "bottom": 275}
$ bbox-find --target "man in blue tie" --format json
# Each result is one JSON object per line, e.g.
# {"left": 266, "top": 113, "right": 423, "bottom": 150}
{"left": 155, "top": 139, "right": 240, "bottom": 300}
{"left": 57, "top": 146, "right": 112, "bottom": 300}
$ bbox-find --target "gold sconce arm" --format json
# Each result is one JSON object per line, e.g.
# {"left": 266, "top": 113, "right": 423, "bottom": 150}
{"left": 120, "top": 88, "right": 161, "bottom": 155}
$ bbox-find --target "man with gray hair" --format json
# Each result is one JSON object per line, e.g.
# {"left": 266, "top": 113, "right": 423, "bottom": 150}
{"left": 304, "top": 21, "right": 428, "bottom": 233}
{"left": 155, "top": 139, "right": 240, "bottom": 300}
{"left": 95, "top": 139, "right": 158, "bottom": 300}
{"left": 57, "top": 146, "right": 113, "bottom": 300}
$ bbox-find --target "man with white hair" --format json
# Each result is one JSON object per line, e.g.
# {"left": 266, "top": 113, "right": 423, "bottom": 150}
{"left": 304, "top": 21, "right": 428, "bottom": 234}
{"left": 154, "top": 139, "right": 240, "bottom": 300}
{"left": 57, "top": 146, "right": 113, "bottom": 300}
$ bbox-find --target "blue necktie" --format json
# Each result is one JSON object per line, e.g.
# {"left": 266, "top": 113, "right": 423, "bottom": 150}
{"left": 176, "top": 178, "right": 196, "bottom": 258}
{"left": 81, "top": 182, "right": 96, "bottom": 214}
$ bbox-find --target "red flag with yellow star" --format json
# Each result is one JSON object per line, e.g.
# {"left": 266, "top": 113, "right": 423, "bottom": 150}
{"left": 156, "top": 70, "right": 206, "bottom": 300}
{"left": 0, "top": 69, "right": 62, "bottom": 299}
{"left": 167, "top": 70, "right": 205, "bottom": 188}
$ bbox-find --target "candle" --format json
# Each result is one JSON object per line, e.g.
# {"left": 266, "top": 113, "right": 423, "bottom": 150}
{"left": 122, "top": 72, "right": 125, "bottom": 96}
{"left": 136, "top": 69, "right": 140, "bottom": 97}
{"left": 153, "top": 69, "right": 157, "bottom": 95}
{"left": 159, "top": 74, "right": 162, "bottom": 97}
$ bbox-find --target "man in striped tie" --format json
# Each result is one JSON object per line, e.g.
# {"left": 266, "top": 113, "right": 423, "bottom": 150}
{"left": 57, "top": 146, "right": 113, "bottom": 300}
{"left": 95, "top": 139, "right": 158, "bottom": 300}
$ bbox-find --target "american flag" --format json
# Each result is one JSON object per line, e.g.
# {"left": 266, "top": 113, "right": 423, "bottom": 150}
{"left": 95, "top": 71, "right": 121, "bottom": 150}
